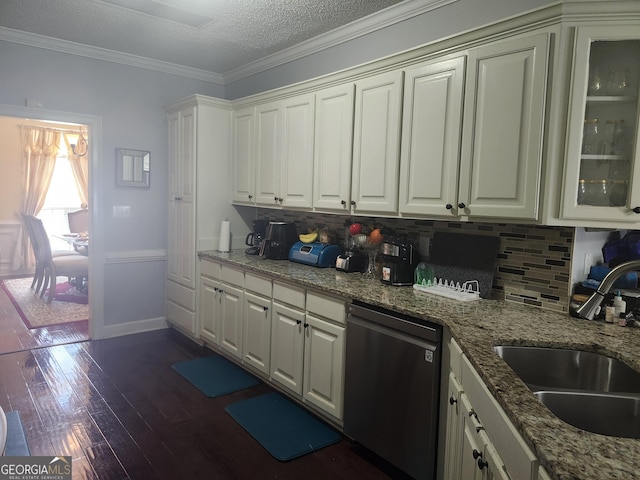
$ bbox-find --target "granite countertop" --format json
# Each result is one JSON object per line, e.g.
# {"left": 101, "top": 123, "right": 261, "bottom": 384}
{"left": 199, "top": 250, "right": 640, "bottom": 480}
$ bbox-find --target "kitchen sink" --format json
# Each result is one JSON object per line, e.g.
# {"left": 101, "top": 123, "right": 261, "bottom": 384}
{"left": 494, "top": 345, "right": 640, "bottom": 438}
{"left": 534, "top": 391, "right": 640, "bottom": 438}
{"left": 493, "top": 345, "right": 640, "bottom": 393}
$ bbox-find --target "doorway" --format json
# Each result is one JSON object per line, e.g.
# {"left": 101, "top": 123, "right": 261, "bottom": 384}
{"left": 0, "top": 105, "right": 103, "bottom": 345}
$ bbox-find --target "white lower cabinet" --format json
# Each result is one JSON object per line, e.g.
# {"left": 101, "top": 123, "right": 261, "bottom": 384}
{"left": 243, "top": 273, "right": 273, "bottom": 376}
{"left": 219, "top": 266, "right": 244, "bottom": 360}
{"left": 199, "top": 259, "right": 222, "bottom": 345}
{"left": 442, "top": 337, "right": 540, "bottom": 480}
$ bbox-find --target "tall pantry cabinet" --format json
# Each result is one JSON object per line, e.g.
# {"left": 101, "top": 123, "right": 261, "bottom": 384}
{"left": 165, "top": 95, "right": 233, "bottom": 338}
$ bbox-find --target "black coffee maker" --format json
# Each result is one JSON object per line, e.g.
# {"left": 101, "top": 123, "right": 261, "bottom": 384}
{"left": 259, "top": 221, "right": 297, "bottom": 260}
{"left": 245, "top": 219, "right": 269, "bottom": 255}
{"left": 380, "top": 236, "right": 420, "bottom": 286}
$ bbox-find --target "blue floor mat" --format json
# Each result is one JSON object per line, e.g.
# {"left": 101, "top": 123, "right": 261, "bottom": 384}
{"left": 225, "top": 392, "right": 342, "bottom": 461}
{"left": 172, "top": 355, "right": 260, "bottom": 397}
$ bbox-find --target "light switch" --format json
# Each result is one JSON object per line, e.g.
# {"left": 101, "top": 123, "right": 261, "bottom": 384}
{"left": 113, "top": 205, "right": 131, "bottom": 218}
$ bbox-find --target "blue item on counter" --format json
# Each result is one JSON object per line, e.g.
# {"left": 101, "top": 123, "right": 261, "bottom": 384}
{"left": 288, "top": 241, "right": 342, "bottom": 268}
{"left": 586, "top": 265, "right": 638, "bottom": 290}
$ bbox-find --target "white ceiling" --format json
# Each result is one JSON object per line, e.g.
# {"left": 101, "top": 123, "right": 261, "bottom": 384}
{"left": 0, "top": 0, "right": 439, "bottom": 84}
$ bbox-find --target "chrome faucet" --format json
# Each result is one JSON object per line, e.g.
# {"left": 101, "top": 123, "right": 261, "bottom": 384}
{"left": 576, "top": 258, "right": 640, "bottom": 320}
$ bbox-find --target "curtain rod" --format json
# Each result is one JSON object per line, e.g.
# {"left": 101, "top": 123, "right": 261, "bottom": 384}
{"left": 17, "top": 124, "right": 88, "bottom": 135}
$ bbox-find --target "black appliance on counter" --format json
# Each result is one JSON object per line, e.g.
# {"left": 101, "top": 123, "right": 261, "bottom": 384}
{"left": 245, "top": 219, "right": 269, "bottom": 255}
{"left": 379, "top": 236, "right": 419, "bottom": 286}
{"left": 259, "top": 221, "right": 297, "bottom": 260}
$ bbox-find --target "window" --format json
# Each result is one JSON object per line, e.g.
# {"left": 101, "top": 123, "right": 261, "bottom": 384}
{"left": 39, "top": 141, "right": 84, "bottom": 251}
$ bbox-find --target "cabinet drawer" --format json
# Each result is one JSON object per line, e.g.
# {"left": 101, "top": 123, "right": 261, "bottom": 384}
{"left": 461, "top": 354, "right": 538, "bottom": 480}
{"left": 167, "top": 280, "right": 196, "bottom": 311}
{"left": 200, "top": 259, "right": 221, "bottom": 279}
{"left": 306, "top": 292, "right": 346, "bottom": 325}
{"left": 221, "top": 265, "right": 244, "bottom": 287}
{"left": 273, "top": 281, "right": 305, "bottom": 309}
{"left": 245, "top": 273, "right": 272, "bottom": 297}
{"left": 166, "top": 299, "right": 196, "bottom": 334}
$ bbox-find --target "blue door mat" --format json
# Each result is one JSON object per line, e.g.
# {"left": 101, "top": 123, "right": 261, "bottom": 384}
{"left": 225, "top": 392, "right": 342, "bottom": 461}
{"left": 171, "top": 355, "right": 260, "bottom": 397}
{"left": 5, "top": 411, "right": 30, "bottom": 456}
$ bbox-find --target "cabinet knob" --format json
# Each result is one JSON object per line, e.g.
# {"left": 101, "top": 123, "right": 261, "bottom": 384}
{"left": 472, "top": 449, "right": 482, "bottom": 460}
{"left": 458, "top": 202, "right": 466, "bottom": 209}
{"left": 445, "top": 203, "right": 453, "bottom": 210}
{"left": 633, "top": 207, "right": 640, "bottom": 214}
{"left": 477, "top": 458, "right": 488, "bottom": 470}
{"left": 341, "top": 200, "right": 347, "bottom": 206}
{"left": 350, "top": 200, "right": 356, "bottom": 207}
{"left": 274, "top": 196, "right": 278, "bottom": 201}
{"left": 214, "top": 287, "right": 219, "bottom": 292}
{"left": 296, "top": 319, "right": 302, "bottom": 325}
{"left": 248, "top": 194, "right": 253, "bottom": 200}
{"left": 175, "top": 196, "right": 183, "bottom": 201}
{"left": 449, "top": 396, "right": 457, "bottom": 405}
{"left": 303, "top": 323, "right": 309, "bottom": 328}
{"left": 278, "top": 197, "right": 283, "bottom": 203}
{"left": 263, "top": 306, "right": 268, "bottom": 312}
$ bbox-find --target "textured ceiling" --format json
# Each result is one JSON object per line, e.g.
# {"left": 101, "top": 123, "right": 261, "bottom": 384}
{"left": 0, "top": 0, "right": 407, "bottom": 77}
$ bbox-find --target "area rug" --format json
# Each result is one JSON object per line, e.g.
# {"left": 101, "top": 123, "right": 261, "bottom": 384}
{"left": 171, "top": 355, "right": 260, "bottom": 397}
{"left": 225, "top": 392, "right": 342, "bottom": 461}
{"left": 1, "top": 277, "right": 89, "bottom": 329}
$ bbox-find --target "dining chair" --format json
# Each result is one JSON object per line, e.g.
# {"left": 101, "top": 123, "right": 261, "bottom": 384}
{"left": 20, "top": 213, "right": 80, "bottom": 295}
{"left": 67, "top": 208, "right": 89, "bottom": 234}
{"left": 29, "top": 216, "right": 88, "bottom": 303}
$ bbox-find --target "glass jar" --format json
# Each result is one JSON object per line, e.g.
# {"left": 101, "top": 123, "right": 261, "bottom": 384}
{"left": 577, "top": 179, "right": 588, "bottom": 205}
{"left": 612, "top": 120, "right": 626, "bottom": 155}
{"left": 582, "top": 118, "right": 600, "bottom": 154}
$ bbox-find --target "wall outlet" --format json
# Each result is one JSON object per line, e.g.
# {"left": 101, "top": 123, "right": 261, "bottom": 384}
{"left": 113, "top": 205, "right": 131, "bottom": 218}
{"left": 25, "top": 98, "right": 43, "bottom": 108}
{"left": 584, "top": 253, "right": 593, "bottom": 276}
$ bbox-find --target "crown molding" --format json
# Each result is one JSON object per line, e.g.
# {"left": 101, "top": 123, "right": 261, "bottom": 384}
{"left": 221, "top": 0, "right": 458, "bottom": 83}
{"left": 0, "top": 26, "right": 225, "bottom": 85}
{"left": 0, "top": 0, "right": 454, "bottom": 86}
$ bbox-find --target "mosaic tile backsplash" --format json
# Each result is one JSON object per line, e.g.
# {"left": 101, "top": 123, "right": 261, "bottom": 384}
{"left": 257, "top": 210, "right": 574, "bottom": 312}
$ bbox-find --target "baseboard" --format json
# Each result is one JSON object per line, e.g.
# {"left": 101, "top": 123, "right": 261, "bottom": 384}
{"left": 101, "top": 316, "right": 168, "bottom": 339}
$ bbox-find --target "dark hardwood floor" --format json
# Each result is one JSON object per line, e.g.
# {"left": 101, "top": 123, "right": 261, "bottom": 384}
{"left": 0, "top": 325, "right": 411, "bottom": 479}
{"left": 0, "top": 277, "right": 89, "bottom": 355}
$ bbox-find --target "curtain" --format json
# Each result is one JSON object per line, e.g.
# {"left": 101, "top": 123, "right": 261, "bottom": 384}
{"left": 13, "top": 127, "right": 61, "bottom": 270}
{"left": 63, "top": 132, "right": 89, "bottom": 206}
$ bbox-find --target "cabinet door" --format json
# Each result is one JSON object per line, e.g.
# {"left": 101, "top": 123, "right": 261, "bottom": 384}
{"left": 243, "top": 291, "right": 272, "bottom": 376}
{"left": 270, "top": 302, "right": 305, "bottom": 395}
{"left": 220, "top": 283, "right": 244, "bottom": 360}
{"left": 232, "top": 107, "right": 256, "bottom": 204}
{"left": 459, "top": 394, "right": 485, "bottom": 480}
{"left": 399, "top": 56, "right": 466, "bottom": 217}
{"left": 478, "top": 430, "right": 512, "bottom": 480}
{"left": 459, "top": 33, "right": 549, "bottom": 219}
{"left": 443, "top": 372, "right": 465, "bottom": 480}
{"left": 199, "top": 276, "right": 221, "bottom": 345}
{"left": 313, "top": 83, "right": 355, "bottom": 212}
{"left": 167, "top": 107, "right": 196, "bottom": 289}
{"left": 303, "top": 314, "right": 345, "bottom": 419}
{"left": 352, "top": 70, "right": 404, "bottom": 214}
{"left": 255, "top": 102, "right": 282, "bottom": 206}
{"left": 561, "top": 26, "right": 640, "bottom": 223}
{"left": 281, "top": 94, "right": 315, "bottom": 209}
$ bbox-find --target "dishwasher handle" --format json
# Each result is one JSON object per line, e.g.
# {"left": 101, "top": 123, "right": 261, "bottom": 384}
{"left": 348, "top": 303, "right": 441, "bottom": 343}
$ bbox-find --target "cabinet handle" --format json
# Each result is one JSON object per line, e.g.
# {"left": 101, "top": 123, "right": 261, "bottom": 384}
{"left": 341, "top": 200, "right": 346, "bottom": 206}
{"left": 303, "top": 323, "right": 309, "bottom": 328}
{"left": 296, "top": 319, "right": 302, "bottom": 325}
{"left": 248, "top": 194, "right": 253, "bottom": 200}
{"left": 633, "top": 207, "right": 640, "bottom": 214}
{"left": 445, "top": 204, "right": 453, "bottom": 210}
{"left": 214, "top": 287, "right": 219, "bottom": 292}
{"left": 274, "top": 196, "right": 278, "bottom": 201}
{"left": 458, "top": 202, "right": 466, "bottom": 209}
{"left": 278, "top": 197, "right": 283, "bottom": 203}
{"left": 449, "top": 396, "right": 457, "bottom": 405}
{"left": 175, "top": 196, "right": 183, "bottom": 201}
{"left": 472, "top": 449, "right": 482, "bottom": 460}
{"left": 350, "top": 200, "right": 356, "bottom": 207}
{"left": 477, "top": 458, "right": 488, "bottom": 470}
{"left": 263, "top": 306, "right": 268, "bottom": 311}
{"left": 219, "top": 289, "right": 224, "bottom": 294}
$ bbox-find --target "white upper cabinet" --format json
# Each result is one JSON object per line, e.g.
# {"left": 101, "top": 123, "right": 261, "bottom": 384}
{"left": 313, "top": 83, "right": 355, "bottom": 212}
{"left": 560, "top": 25, "right": 640, "bottom": 223}
{"left": 458, "top": 32, "right": 549, "bottom": 220}
{"left": 231, "top": 107, "right": 256, "bottom": 204}
{"left": 281, "top": 94, "right": 315, "bottom": 209}
{"left": 399, "top": 56, "right": 466, "bottom": 217}
{"left": 352, "top": 70, "right": 404, "bottom": 214}
{"left": 255, "top": 101, "right": 282, "bottom": 206}
{"left": 254, "top": 94, "right": 315, "bottom": 209}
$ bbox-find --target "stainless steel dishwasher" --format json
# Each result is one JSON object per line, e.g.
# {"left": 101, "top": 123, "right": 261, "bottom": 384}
{"left": 344, "top": 302, "right": 442, "bottom": 480}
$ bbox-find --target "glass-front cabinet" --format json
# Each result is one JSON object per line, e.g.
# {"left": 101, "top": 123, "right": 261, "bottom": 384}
{"left": 561, "top": 25, "right": 640, "bottom": 223}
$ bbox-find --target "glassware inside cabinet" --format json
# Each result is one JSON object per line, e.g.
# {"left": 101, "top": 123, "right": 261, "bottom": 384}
{"left": 577, "top": 39, "right": 640, "bottom": 207}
